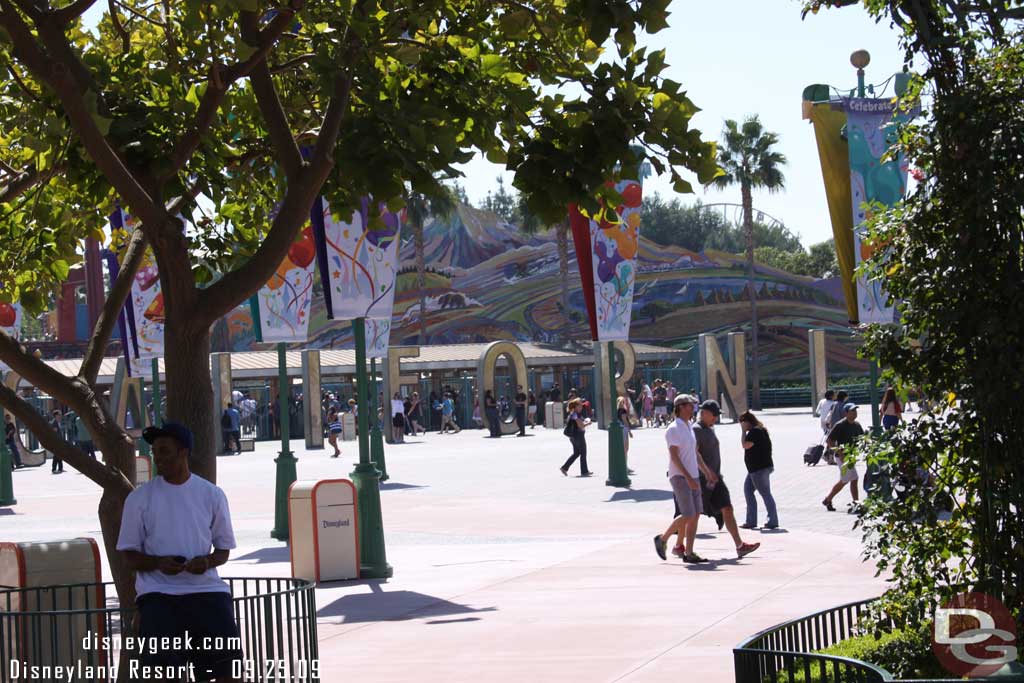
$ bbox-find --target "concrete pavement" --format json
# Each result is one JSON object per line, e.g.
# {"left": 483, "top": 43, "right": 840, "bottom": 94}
{"left": 0, "top": 407, "right": 888, "bottom": 682}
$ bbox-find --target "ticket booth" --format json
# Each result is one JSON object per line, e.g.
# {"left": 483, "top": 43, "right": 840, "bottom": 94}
{"left": 545, "top": 402, "right": 565, "bottom": 430}
{"left": 288, "top": 480, "right": 359, "bottom": 582}
{"left": 0, "top": 538, "right": 106, "bottom": 670}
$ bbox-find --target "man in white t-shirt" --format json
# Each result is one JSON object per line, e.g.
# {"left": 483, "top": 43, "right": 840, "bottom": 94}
{"left": 653, "top": 394, "right": 717, "bottom": 564}
{"left": 116, "top": 422, "right": 239, "bottom": 681}
{"left": 816, "top": 390, "right": 836, "bottom": 434}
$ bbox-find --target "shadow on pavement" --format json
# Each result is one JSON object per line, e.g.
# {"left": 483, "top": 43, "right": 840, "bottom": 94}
{"left": 317, "top": 584, "right": 497, "bottom": 624}
{"left": 680, "top": 557, "right": 742, "bottom": 571}
{"left": 234, "top": 546, "right": 289, "bottom": 564}
{"left": 0, "top": 508, "right": 14, "bottom": 516}
{"left": 606, "top": 489, "right": 674, "bottom": 503}
{"left": 380, "top": 482, "right": 428, "bottom": 491}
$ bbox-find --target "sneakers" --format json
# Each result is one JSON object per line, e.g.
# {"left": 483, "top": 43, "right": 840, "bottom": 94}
{"left": 822, "top": 499, "right": 835, "bottom": 512}
{"left": 682, "top": 553, "right": 708, "bottom": 564}
{"left": 581, "top": 471, "right": 594, "bottom": 477}
{"left": 559, "top": 467, "right": 568, "bottom": 477}
{"left": 740, "top": 523, "right": 757, "bottom": 530}
{"left": 671, "top": 545, "right": 685, "bottom": 558}
{"left": 653, "top": 535, "right": 667, "bottom": 561}
{"left": 736, "top": 542, "right": 760, "bottom": 559}
{"left": 764, "top": 523, "right": 779, "bottom": 529}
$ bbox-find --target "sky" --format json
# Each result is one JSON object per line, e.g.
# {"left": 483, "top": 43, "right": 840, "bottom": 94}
{"left": 455, "top": 1, "right": 910, "bottom": 248}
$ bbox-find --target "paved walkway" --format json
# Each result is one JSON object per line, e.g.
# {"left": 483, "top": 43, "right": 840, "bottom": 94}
{"left": 1, "top": 408, "right": 887, "bottom": 682}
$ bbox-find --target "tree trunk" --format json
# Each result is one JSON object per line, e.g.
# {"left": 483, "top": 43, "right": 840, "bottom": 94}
{"left": 415, "top": 219, "right": 427, "bottom": 344}
{"left": 742, "top": 181, "right": 761, "bottom": 410}
{"left": 556, "top": 221, "right": 570, "bottom": 341}
{"left": 162, "top": 317, "right": 216, "bottom": 482}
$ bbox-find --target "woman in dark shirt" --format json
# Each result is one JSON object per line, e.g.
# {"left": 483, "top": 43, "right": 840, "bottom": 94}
{"left": 739, "top": 411, "right": 778, "bottom": 529}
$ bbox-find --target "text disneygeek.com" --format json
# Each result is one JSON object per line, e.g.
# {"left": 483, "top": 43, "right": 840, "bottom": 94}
{"left": 7, "top": 631, "right": 320, "bottom": 681}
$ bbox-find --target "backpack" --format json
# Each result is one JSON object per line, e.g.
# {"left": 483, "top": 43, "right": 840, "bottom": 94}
{"left": 221, "top": 409, "right": 233, "bottom": 429}
{"left": 563, "top": 417, "right": 579, "bottom": 438}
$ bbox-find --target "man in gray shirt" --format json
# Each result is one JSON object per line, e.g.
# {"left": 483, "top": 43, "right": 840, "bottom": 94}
{"left": 694, "top": 400, "right": 760, "bottom": 559}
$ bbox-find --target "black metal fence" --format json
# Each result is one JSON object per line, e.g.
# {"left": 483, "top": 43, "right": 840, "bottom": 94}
{"left": 734, "top": 598, "right": 1022, "bottom": 683}
{"left": 0, "top": 577, "right": 318, "bottom": 682}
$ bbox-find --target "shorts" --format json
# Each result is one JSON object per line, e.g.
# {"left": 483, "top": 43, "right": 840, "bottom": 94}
{"left": 392, "top": 414, "right": 405, "bottom": 427}
{"left": 839, "top": 464, "right": 859, "bottom": 483}
{"left": 136, "top": 591, "right": 241, "bottom": 682}
{"left": 701, "top": 476, "right": 732, "bottom": 512}
{"left": 528, "top": 405, "right": 537, "bottom": 415}
{"left": 669, "top": 475, "right": 703, "bottom": 518}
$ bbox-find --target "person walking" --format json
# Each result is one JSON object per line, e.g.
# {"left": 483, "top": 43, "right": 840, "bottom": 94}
{"left": 694, "top": 400, "right": 761, "bottom": 557}
{"left": 221, "top": 402, "right": 241, "bottom": 455}
{"left": 49, "top": 410, "right": 64, "bottom": 473}
{"left": 407, "top": 392, "right": 426, "bottom": 435}
{"left": 484, "top": 389, "right": 500, "bottom": 437}
{"left": 823, "top": 403, "right": 864, "bottom": 512}
{"left": 881, "top": 388, "right": 903, "bottom": 430}
{"left": 816, "top": 389, "right": 836, "bottom": 435}
{"left": 527, "top": 390, "right": 538, "bottom": 428}
{"left": 559, "top": 398, "right": 592, "bottom": 477}
{"left": 514, "top": 385, "right": 527, "bottom": 437}
{"left": 390, "top": 392, "right": 407, "bottom": 443}
{"left": 326, "top": 407, "right": 342, "bottom": 457}
{"left": 739, "top": 411, "right": 779, "bottom": 530}
{"left": 616, "top": 396, "right": 635, "bottom": 475}
{"left": 653, "top": 394, "right": 717, "bottom": 563}
{"left": 116, "top": 422, "right": 240, "bottom": 680}
{"left": 441, "top": 392, "right": 461, "bottom": 434}
{"left": 826, "top": 390, "right": 849, "bottom": 432}
{"left": 4, "top": 414, "right": 23, "bottom": 469}
{"left": 641, "top": 383, "right": 654, "bottom": 427}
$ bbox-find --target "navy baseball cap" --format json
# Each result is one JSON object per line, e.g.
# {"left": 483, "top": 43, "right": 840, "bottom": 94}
{"left": 843, "top": 403, "right": 858, "bottom": 413}
{"left": 143, "top": 422, "right": 193, "bottom": 451}
{"left": 699, "top": 399, "right": 721, "bottom": 416}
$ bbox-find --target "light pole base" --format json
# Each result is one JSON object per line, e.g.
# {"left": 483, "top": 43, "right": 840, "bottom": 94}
{"left": 605, "top": 422, "right": 631, "bottom": 488}
{"left": 270, "top": 450, "right": 297, "bottom": 541}
{"left": 350, "top": 461, "right": 393, "bottom": 579}
{"left": 370, "top": 426, "right": 389, "bottom": 482}
{"left": 0, "top": 442, "right": 16, "bottom": 506}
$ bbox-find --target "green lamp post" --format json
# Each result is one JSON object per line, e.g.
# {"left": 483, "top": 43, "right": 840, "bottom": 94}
{"left": 0, "top": 439, "right": 16, "bottom": 506}
{"left": 270, "top": 341, "right": 298, "bottom": 540}
{"left": 351, "top": 318, "right": 392, "bottom": 578}
{"left": 605, "top": 342, "right": 630, "bottom": 488}
{"left": 369, "top": 355, "right": 388, "bottom": 481}
{"left": 151, "top": 358, "right": 162, "bottom": 424}
{"left": 851, "top": 48, "right": 882, "bottom": 435}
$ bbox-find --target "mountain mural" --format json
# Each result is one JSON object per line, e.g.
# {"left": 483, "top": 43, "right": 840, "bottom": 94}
{"left": 212, "top": 203, "right": 866, "bottom": 379}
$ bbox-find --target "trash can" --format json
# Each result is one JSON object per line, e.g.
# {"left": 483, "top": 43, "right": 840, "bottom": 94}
{"left": 0, "top": 538, "right": 104, "bottom": 669}
{"left": 288, "top": 479, "right": 359, "bottom": 583}
{"left": 135, "top": 456, "right": 152, "bottom": 485}
{"left": 545, "top": 401, "right": 564, "bottom": 430}
{"left": 340, "top": 412, "right": 357, "bottom": 441}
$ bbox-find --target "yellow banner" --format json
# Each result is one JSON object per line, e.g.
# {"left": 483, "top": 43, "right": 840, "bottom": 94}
{"left": 808, "top": 102, "right": 857, "bottom": 323}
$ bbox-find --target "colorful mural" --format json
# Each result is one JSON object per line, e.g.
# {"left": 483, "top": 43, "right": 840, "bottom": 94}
{"left": 211, "top": 203, "right": 866, "bottom": 379}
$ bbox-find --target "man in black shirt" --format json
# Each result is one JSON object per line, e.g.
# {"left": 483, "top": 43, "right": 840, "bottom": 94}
{"left": 823, "top": 403, "right": 864, "bottom": 512}
{"left": 514, "top": 385, "right": 527, "bottom": 436}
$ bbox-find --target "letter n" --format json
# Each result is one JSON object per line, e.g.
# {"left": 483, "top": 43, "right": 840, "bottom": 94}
{"left": 699, "top": 332, "right": 748, "bottom": 421}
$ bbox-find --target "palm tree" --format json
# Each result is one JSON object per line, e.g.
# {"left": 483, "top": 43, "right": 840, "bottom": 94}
{"left": 708, "top": 115, "right": 786, "bottom": 409}
{"left": 406, "top": 184, "right": 456, "bottom": 344}
{"left": 517, "top": 196, "right": 572, "bottom": 340}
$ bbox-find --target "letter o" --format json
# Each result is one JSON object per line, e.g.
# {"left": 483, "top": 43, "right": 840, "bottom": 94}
{"left": 476, "top": 341, "right": 528, "bottom": 436}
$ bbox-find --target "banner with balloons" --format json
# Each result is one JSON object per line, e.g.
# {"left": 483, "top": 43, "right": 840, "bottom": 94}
{"left": 109, "top": 208, "right": 164, "bottom": 375}
{"left": 250, "top": 224, "right": 317, "bottom": 343}
{"left": 569, "top": 178, "right": 643, "bottom": 341}
{"left": 311, "top": 196, "right": 401, "bottom": 359}
{"left": 842, "top": 98, "right": 916, "bottom": 324}
{"left": 0, "top": 300, "right": 22, "bottom": 372}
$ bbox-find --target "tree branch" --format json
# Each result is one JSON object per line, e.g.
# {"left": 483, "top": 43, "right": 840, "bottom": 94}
{"left": 107, "top": 0, "right": 131, "bottom": 54}
{"left": 0, "top": 382, "right": 131, "bottom": 493}
{"left": 0, "top": 163, "right": 64, "bottom": 205}
{"left": 193, "top": 62, "right": 355, "bottom": 326}
{"left": 0, "top": 330, "right": 94, "bottom": 414}
{"left": 52, "top": 0, "right": 99, "bottom": 24}
{"left": 163, "top": 3, "right": 303, "bottom": 180}
{"left": 270, "top": 53, "right": 315, "bottom": 74}
{"left": 79, "top": 227, "right": 147, "bottom": 387}
{"left": 0, "top": 0, "right": 165, "bottom": 228}
{"left": 248, "top": 61, "right": 303, "bottom": 180}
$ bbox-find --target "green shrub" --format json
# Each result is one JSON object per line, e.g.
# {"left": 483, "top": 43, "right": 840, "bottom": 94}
{"left": 820, "top": 625, "right": 947, "bottom": 680}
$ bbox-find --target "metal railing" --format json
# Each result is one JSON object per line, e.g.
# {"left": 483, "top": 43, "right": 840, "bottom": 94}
{"left": 0, "top": 577, "right": 318, "bottom": 682}
{"left": 734, "top": 598, "right": 1021, "bottom": 683}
